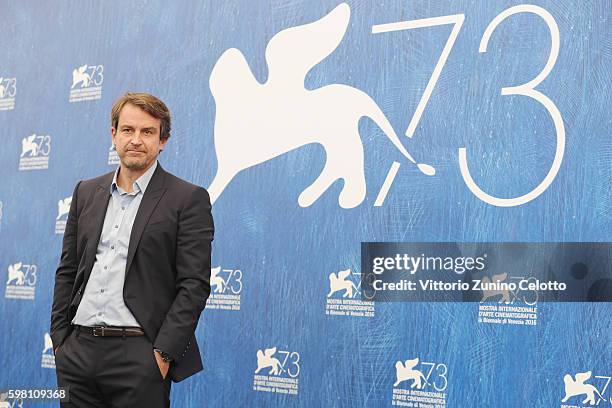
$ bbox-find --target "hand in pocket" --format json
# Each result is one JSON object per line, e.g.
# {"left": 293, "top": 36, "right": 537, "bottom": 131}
{"left": 153, "top": 350, "right": 170, "bottom": 379}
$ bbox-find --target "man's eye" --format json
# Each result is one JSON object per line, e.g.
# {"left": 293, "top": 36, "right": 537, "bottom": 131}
{"left": 123, "top": 129, "right": 132, "bottom": 133}
{"left": 145, "top": 130, "right": 152, "bottom": 135}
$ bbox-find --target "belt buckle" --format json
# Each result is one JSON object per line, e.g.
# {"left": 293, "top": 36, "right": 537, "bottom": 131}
{"left": 92, "top": 326, "right": 105, "bottom": 337}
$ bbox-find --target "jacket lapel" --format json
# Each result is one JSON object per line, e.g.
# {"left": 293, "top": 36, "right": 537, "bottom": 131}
{"left": 124, "top": 164, "right": 168, "bottom": 278}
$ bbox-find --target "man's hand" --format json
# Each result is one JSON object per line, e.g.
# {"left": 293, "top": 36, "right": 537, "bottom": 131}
{"left": 154, "top": 350, "right": 170, "bottom": 379}
{"left": 54, "top": 340, "right": 65, "bottom": 355}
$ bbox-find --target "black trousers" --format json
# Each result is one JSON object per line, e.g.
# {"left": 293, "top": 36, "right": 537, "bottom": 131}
{"left": 55, "top": 327, "right": 172, "bottom": 407}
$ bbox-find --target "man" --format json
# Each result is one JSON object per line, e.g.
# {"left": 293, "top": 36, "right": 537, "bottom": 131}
{"left": 51, "top": 92, "right": 214, "bottom": 407}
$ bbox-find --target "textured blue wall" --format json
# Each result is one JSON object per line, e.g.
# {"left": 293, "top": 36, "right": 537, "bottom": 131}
{"left": 0, "top": 1, "right": 610, "bottom": 407}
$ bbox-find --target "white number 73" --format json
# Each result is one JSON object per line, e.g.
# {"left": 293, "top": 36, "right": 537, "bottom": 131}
{"left": 372, "top": 5, "right": 564, "bottom": 207}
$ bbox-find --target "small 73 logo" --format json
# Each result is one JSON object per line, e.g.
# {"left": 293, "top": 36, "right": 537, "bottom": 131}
{"left": 70, "top": 64, "right": 104, "bottom": 89}
{"left": 562, "top": 371, "right": 611, "bottom": 406}
{"left": 255, "top": 347, "right": 300, "bottom": 378}
{"left": 6, "top": 263, "right": 37, "bottom": 287}
{"left": 327, "top": 268, "right": 364, "bottom": 299}
{"left": 394, "top": 357, "right": 448, "bottom": 392}
{"left": 20, "top": 134, "right": 51, "bottom": 158}
{"left": 210, "top": 266, "right": 242, "bottom": 294}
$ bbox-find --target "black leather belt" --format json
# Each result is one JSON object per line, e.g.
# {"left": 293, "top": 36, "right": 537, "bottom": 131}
{"left": 75, "top": 325, "right": 145, "bottom": 337}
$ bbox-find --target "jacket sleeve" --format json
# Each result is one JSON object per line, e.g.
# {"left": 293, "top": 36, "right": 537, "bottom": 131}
{"left": 154, "top": 186, "right": 214, "bottom": 362}
{"left": 50, "top": 180, "right": 81, "bottom": 349}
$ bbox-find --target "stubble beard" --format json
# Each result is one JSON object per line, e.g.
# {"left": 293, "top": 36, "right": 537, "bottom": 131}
{"left": 120, "top": 152, "right": 150, "bottom": 170}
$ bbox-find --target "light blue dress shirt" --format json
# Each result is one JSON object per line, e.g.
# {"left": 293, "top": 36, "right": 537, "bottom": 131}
{"left": 72, "top": 160, "right": 158, "bottom": 327}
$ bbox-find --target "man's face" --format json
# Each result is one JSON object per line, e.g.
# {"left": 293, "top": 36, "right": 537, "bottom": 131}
{"left": 111, "top": 103, "right": 168, "bottom": 171}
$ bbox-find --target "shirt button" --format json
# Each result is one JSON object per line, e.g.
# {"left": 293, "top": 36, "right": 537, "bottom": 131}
{"left": 104, "top": 266, "right": 108, "bottom": 270}
{"left": 111, "top": 245, "right": 115, "bottom": 250}
{"left": 100, "top": 289, "right": 105, "bottom": 293}
{"left": 121, "top": 206, "right": 125, "bottom": 210}
{"left": 114, "top": 225, "right": 118, "bottom": 228}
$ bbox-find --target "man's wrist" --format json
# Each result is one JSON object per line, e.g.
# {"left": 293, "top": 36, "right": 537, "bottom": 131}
{"left": 153, "top": 348, "right": 173, "bottom": 363}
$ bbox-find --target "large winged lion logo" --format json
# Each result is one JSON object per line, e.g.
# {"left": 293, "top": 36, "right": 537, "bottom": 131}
{"left": 208, "top": 3, "right": 433, "bottom": 208}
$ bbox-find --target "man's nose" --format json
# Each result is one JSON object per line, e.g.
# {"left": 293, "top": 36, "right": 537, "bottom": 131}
{"left": 130, "top": 131, "right": 144, "bottom": 145}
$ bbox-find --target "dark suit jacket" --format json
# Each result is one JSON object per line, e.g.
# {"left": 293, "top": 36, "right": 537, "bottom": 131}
{"left": 50, "top": 163, "right": 214, "bottom": 382}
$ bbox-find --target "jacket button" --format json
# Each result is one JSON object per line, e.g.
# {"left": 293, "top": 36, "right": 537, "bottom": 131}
{"left": 77, "top": 289, "right": 82, "bottom": 295}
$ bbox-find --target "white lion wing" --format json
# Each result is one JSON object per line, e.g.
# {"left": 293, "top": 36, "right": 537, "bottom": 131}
{"left": 575, "top": 371, "right": 592, "bottom": 383}
{"left": 264, "top": 347, "right": 277, "bottom": 358}
{"left": 338, "top": 269, "right": 351, "bottom": 280}
{"left": 264, "top": 3, "right": 350, "bottom": 88}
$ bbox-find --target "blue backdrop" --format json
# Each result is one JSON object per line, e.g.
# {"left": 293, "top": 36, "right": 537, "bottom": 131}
{"left": 0, "top": 1, "right": 610, "bottom": 407}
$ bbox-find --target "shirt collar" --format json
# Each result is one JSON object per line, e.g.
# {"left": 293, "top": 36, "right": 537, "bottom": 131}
{"left": 111, "top": 160, "right": 158, "bottom": 195}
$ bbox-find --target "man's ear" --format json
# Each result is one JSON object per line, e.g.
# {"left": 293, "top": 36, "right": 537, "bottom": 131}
{"left": 159, "top": 137, "right": 169, "bottom": 152}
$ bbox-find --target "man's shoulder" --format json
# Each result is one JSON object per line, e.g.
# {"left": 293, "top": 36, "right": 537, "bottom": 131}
{"left": 163, "top": 169, "right": 209, "bottom": 196}
{"left": 78, "top": 171, "right": 114, "bottom": 192}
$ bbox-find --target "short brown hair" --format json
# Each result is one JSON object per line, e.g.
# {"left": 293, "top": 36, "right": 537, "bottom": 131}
{"left": 111, "top": 92, "right": 171, "bottom": 140}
